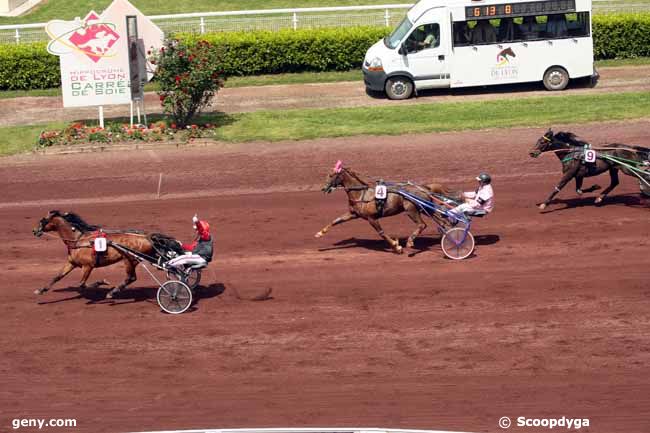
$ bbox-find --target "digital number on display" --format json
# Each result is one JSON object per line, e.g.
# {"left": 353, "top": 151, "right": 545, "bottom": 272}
{"left": 466, "top": 0, "right": 576, "bottom": 19}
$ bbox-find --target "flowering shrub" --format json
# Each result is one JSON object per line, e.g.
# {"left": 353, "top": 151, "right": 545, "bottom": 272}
{"left": 150, "top": 39, "right": 226, "bottom": 128}
{"left": 37, "top": 121, "right": 217, "bottom": 148}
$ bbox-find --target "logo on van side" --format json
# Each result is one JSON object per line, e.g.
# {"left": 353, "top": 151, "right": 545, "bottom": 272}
{"left": 496, "top": 47, "right": 516, "bottom": 66}
{"left": 491, "top": 47, "right": 518, "bottom": 80}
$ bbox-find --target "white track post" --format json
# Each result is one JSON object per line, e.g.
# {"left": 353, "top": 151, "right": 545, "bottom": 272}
{"left": 130, "top": 100, "right": 134, "bottom": 127}
{"left": 15, "top": 28, "right": 20, "bottom": 44}
{"left": 292, "top": 12, "right": 298, "bottom": 30}
{"left": 98, "top": 106, "right": 104, "bottom": 128}
{"left": 200, "top": 17, "right": 205, "bottom": 34}
{"left": 136, "top": 102, "right": 141, "bottom": 124}
{"left": 157, "top": 172, "right": 163, "bottom": 198}
{"left": 141, "top": 99, "right": 148, "bottom": 127}
{"left": 385, "top": 9, "right": 390, "bottom": 27}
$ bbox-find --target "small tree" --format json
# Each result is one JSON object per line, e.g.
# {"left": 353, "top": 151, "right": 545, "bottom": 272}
{"left": 151, "top": 39, "right": 226, "bottom": 128}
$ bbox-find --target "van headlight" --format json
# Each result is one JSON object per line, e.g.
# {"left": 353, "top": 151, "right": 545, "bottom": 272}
{"left": 367, "top": 57, "right": 383, "bottom": 72}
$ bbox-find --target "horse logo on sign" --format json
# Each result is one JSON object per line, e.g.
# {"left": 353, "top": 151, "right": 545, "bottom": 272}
{"left": 47, "top": 11, "right": 120, "bottom": 63}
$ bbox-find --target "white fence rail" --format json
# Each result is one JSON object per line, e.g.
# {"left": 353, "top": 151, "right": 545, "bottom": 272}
{"left": 0, "top": 4, "right": 411, "bottom": 44}
{"left": 0, "top": 1, "right": 649, "bottom": 45}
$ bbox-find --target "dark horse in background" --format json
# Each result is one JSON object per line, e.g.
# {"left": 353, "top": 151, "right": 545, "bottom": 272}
{"left": 316, "top": 161, "right": 459, "bottom": 254}
{"left": 529, "top": 130, "right": 650, "bottom": 209}
{"left": 33, "top": 210, "right": 181, "bottom": 299}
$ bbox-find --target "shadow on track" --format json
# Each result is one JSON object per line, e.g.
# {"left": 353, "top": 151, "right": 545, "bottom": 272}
{"left": 319, "top": 234, "right": 500, "bottom": 256}
{"left": 37, "top": 283, "right": 226, "bottom": 312}
{"left": 540, "top": 193, "right": 649, "bottom": 214}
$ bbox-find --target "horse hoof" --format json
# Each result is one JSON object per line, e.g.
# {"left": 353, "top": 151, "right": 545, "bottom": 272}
{"left": 539, "top": 203, "right": 547, "bottom": 210}
{"left": 406, "top": 241, "right": 414, "bottom": 249}
{"left": 576, "top": 189, "right": 583, "bottom": 195}
{"left": 394, "top": 245, "right": 403, "bottom": 254}
{"left": 314, "top": 232, "right": 323, "bottom": 238}
{"left": 34, "top": 288, "right": 47, "bottom": 295}
{"left": 105, "top": 289, "right": 118, "bottom": 299}
{"left": 595, "top": 197, "right": 603, "bottom": 205}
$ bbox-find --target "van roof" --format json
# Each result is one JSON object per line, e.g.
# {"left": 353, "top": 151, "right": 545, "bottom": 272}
{"left": 407, "top": 0, "right": 592, "bottom": 23}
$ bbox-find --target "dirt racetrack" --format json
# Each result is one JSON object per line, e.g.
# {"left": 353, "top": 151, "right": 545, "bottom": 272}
{"left": 1, "top": 121, "right": 649, "bottom": 433}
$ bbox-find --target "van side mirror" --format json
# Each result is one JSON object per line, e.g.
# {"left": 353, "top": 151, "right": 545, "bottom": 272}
{"left": 398, "top": 43, "right": 407, "bottom": 56}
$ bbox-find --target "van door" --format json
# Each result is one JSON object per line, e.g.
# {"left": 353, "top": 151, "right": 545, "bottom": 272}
{"left": 401, "top": 9, "right": 450, "bottom": 89}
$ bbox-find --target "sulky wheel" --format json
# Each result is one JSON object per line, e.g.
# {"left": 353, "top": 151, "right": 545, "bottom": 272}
{"left": 166, "top": 268, "right": 201, "bottom": 290}
{"left": 441, "top": 227, "right": 475, "bottom": 260}
{"left": 157, "top": 280, "right": 193, "bottom": 314}
{"left": 183, "top": 268, "right": 201, "bottom": 290}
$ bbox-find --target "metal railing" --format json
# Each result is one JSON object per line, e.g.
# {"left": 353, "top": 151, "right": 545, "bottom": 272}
{"left": 0, "top": 4, "right": 412, "bottom": 44}
{"left": 0, "top": 1, "right": 648, "bottom": 44}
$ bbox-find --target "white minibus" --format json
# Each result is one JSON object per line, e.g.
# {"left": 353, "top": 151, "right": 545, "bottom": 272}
{"left": 363, "top": 0, "right": 598, "bottom": 99}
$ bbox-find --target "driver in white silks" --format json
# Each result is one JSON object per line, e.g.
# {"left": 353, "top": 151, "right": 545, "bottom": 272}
{"left": 451, "top": 173, "right": 495, "bottom": 218}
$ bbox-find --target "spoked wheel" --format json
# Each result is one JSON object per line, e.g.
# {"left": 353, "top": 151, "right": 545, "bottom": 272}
{"left": 184, "top": 269, "right": 201, "bottom": 290}
{"left": 441, "top": 227, "right": 475, "bottom": 260}
{"left": 157, "top": 280, "right": 193, "bottom": 314}
{"left": 167, "top": 268, "right": 202, "bottom": 290}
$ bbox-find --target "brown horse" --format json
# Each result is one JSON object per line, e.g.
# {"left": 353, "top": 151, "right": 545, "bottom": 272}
{"left": 32, "top": 210, "right": 157, "bottom": 299}
{"left": 529, "top": 130, "right": 650, "bottom": 209}
{"left": 316, "top": 162, "right": 457, "bottom": 253}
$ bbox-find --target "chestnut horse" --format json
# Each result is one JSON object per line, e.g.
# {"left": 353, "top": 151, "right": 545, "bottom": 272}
{"left": 316, "top": 162, "right": 457, "bottom": 253}
{"left": 33, "top": 210, "right": 156, "bottom": 299}
{"left": 529, "top": 130, "right": 650, "bottom": 209}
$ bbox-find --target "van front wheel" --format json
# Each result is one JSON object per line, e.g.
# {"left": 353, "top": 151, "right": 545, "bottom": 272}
{"left": 385, "top": 77, "right": 413, "bottom": 100}
{"left": 543, "top": 66, "right": 569, "bottom": 91}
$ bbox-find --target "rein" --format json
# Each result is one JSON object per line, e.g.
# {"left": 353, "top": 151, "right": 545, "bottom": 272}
{"left": 40, "top": 231, "right": 90, "bottom": 252}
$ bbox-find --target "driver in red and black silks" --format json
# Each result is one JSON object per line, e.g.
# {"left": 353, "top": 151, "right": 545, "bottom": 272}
{"left": 182, "top": 215, "right": 213, "bottom": 262}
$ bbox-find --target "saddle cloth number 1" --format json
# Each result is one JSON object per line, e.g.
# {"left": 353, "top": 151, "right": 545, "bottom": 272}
{"left": 375, "top": 185, "right": 387, "bottom": 200}
{"left": 94, "top": 237, "right": 107, "bottom": 252}
{"left": 585, "top": 149, "right": 597, "bottom": 163}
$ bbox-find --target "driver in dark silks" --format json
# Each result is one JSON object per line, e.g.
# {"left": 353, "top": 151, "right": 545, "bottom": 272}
{"left": 182, "top": 214, "right": 213, "bottom": 262}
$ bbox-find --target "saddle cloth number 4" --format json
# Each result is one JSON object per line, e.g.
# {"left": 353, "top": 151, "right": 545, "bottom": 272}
{"left": 375, "top": 185, "right": 387, "bottom": 200}
{"left": 94, "top": 237, "right": 107, "bottom": 252}
{"left": 585, "top": 149, "right": 597, "bottom": 163}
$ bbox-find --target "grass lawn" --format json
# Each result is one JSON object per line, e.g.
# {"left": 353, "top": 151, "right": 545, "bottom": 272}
{"left": 2, "top": 91, "right": 649, "bottom": 156}
{"left": 0, "top": 0, "right": 393, "bottom": 24}
{"left": 2, "top": 0, "right": 648, "bottom": 24}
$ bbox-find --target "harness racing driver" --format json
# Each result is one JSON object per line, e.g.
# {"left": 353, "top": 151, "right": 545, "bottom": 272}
{"left": 182, "top": 214, "right": 213, "bottom": 262}
{"left": 451, "top": 173, "right": 494, "bottom": 218}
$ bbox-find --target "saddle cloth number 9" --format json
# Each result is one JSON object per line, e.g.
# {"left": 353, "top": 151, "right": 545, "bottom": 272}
{"left": 375, "top": 185, "right": 387, "bottom": 200}
{"left": 585, "top": 149, "right": 597, "bottom": 163}
{"left": 94, "top": 237, "right": 107, "bottom": 252}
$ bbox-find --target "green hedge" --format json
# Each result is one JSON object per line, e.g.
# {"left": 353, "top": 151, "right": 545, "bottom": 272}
{"left": 1, "top": 14, "right": 649, "bottom": 90}
{"left": 0, "top": 42, "right": 60, "bottom": 90}
{"left": 182, "top": 26, "right": 388, "bottom": 76}
{"left": 593, "top": 13, "right": 650, "bottom": 59}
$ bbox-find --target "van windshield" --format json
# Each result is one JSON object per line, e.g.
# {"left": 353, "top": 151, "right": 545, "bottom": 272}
{"left": 384, "top": 17, "right": 413, "bottom": 49}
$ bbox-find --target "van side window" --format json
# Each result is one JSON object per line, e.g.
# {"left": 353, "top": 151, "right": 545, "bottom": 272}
{"left": 471, "top": 19, "right": 498, "bottom": 44}
{"left": 454, "top": 21, "right": 472, "bottom": 46}
{"left": 452, "top": 11, "right": 590, "bottom": 47}
{"left": 567, "top": 12, "right": 590, "bottom": 37}
{"left": 405, "top": 23, "right": 440, "bottom": 53}
{"left": 497, "top": 18, "right": 516, "bottom": 42}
